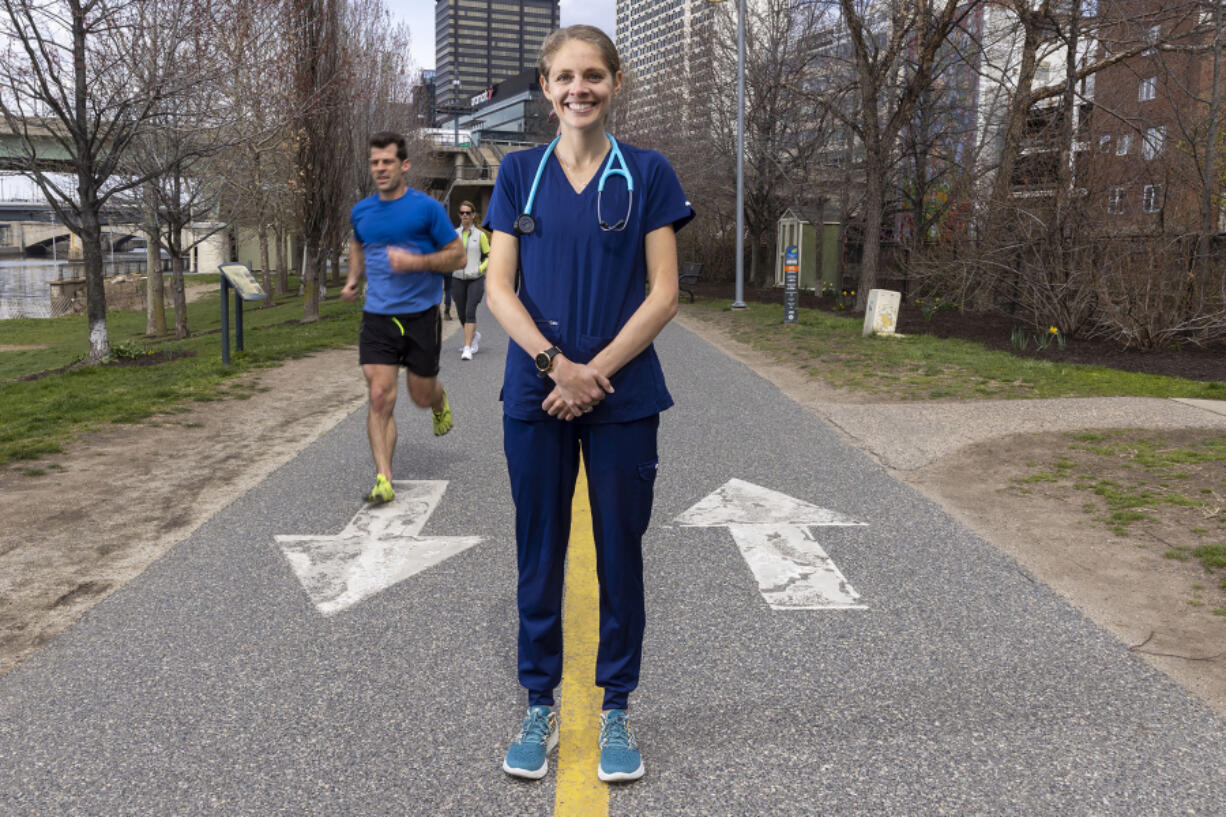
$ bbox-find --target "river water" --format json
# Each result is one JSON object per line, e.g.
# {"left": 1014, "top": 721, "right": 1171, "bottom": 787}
{"left": 0, "top": 258, "right": 150, "bottom": 319}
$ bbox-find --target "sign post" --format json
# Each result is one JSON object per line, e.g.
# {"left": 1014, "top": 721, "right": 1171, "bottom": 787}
{"left": 783, "top": 245, "right": 799, "bottom": 325}
{"left": 218, "top": 263, "right": 268, "bottom": 364}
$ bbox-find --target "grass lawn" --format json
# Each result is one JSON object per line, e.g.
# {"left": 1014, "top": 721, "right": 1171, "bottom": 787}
{"left": 0, "top": 276, "right": 362, "bottom": 466}
{"left": 686, "top": 300, "right": 1226, "bottom": 401}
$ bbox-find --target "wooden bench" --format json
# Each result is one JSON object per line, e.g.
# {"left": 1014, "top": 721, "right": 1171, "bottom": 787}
{"left": 679, "top": 261, "right": 702, "bottom": 303}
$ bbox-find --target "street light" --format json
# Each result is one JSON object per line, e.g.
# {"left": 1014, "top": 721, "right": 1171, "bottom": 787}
{"left": 707, "top": 0, "right": 747, "bottom": 308}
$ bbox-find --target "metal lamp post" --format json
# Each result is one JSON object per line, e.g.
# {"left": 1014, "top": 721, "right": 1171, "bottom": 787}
{"left": 708, "top": 0, "right": 747, "bottom": 308}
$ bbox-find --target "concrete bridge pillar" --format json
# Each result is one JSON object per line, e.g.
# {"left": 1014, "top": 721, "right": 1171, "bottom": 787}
{"left": 68, "top": 231, "right": 82, "bottom": 260}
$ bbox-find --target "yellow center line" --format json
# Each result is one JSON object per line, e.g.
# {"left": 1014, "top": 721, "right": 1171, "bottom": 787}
{"left": 554, "top": 458, "right": 610, "bottom": 817}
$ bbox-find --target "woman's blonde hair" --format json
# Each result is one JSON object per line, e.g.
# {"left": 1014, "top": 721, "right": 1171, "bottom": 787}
{"left": 537, "top": 25, "right": 620, "bottom": 81}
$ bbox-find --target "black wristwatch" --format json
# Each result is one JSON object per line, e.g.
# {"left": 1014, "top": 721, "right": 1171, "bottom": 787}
{"left": 534, "top": 346, "right": 561, "bottom": 379}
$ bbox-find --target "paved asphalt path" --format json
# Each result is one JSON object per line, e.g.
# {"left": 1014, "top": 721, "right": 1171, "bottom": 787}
{"left": 2, "top": 313, "right": 1225, "bottom": 816}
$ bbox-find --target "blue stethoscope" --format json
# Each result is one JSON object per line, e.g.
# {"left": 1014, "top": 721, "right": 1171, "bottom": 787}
{"left": 514, "top": 133, "right": 634, "bottom": 235}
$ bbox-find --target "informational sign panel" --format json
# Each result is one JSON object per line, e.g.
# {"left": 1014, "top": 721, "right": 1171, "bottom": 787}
{"left": 220, "top": 262, "right": 268, "bottom": 300}
{"left": 783, "top": 245, "right": 799, "bottom": 325}
{"left": 218, "top": 263, "right": 267, "bottom": 364}
{"left": 218, "top": 263, "right": 267, "bottom": 301}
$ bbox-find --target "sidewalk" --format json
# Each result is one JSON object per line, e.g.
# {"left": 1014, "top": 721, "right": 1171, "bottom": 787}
{"left": 815, "top": 396, "right": 1226, "bottom": 471}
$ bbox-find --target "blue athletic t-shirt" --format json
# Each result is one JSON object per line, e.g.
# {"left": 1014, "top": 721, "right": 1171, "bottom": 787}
{"left": 351, "top": 188, "right": 457, "bottom": 315}
{"left": 485, "top": 140, "right": 695, "bottom": 423}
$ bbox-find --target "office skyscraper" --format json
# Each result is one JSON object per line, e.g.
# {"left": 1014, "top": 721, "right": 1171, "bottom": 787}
{"left": 434, "top": 0, "right": 559, "bottom": 115}
{"left": 616, "top": 0, "right": 713, "bottom": 95}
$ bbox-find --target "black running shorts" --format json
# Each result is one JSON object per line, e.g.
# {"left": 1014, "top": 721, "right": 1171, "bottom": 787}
{"left": 359, "top": 308, "right": 442, "bottom": 377}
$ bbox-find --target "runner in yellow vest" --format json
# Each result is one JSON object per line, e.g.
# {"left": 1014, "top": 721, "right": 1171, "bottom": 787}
{"left": 452, "top": 200, "right": 491, "bottom": 360}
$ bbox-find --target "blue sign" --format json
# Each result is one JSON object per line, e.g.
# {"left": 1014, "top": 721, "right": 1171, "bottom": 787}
{"left": 783, "top": 245, "right": 799, "bottom": 325}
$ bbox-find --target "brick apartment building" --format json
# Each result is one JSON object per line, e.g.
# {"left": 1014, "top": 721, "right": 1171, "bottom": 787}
{"left": 1086, "top": 0, "right": 1224, "bottom": 234}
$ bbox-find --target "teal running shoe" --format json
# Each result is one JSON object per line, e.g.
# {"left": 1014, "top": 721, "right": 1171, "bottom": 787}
{"left": 597, "top": 709, "right": 644, "bottom": 782}
{"left": 502, "top": 706, "right": 558, "bottom": 779}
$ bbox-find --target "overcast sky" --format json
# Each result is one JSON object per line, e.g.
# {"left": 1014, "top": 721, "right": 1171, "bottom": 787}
{"left": 384, "top": 0, "right": 617, "bottom": 73}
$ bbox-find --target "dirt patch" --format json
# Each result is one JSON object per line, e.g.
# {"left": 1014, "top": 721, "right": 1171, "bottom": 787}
{"left": 907, "top": 431, "right": 1226, "bottom": 715}
{"left": 676, "top": 309, "right": 1226, "bottom": 718}
{"left": 0, "top": 345, "right": 48, "bottom": 353}
{"left": 0, "top": 348, "right": 369, "bottom": 674}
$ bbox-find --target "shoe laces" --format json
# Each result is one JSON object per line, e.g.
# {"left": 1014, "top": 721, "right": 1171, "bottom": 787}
{"left": 599, "top": 710, "right": 637, "bottom": 750}
{"left": 517, "top": 707, "right": 554, "bottom": 746}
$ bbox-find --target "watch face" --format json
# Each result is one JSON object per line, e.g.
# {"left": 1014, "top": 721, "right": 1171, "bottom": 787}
{"left": 535, "top": 347, "right": 558, "bottom": 372}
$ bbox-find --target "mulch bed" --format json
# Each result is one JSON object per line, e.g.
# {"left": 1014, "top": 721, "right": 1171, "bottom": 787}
{"left": 688, "top": 283, "right": 1226, "bottom": 384}
{"left": 15, "top": 349, "right": 197, "bottom": 382}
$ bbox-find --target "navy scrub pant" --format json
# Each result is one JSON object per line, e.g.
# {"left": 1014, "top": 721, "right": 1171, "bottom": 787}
{"left": 504, "top": 413, "right": 660, "bottom": 712}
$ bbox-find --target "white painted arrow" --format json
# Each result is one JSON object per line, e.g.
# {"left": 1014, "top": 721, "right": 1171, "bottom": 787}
{"left": 676, "top": 478, "right": 868, "bottom": 610}
{"left": 276, "top": 480, "right": 481, "bottom": 616}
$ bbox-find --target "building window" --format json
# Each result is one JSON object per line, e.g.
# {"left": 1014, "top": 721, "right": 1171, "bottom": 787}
{"left": 1144, "top": 25, "right": 1161, "bottom": 55}
{"left": 1117, "top": 133, "right": 1133, "bottom": 155}
{"left": 1138, "top": 76, "right": 1156, "bottom": 101}
{"left": 1099, "top": 134, "right": 1112, "bottom": 152}
{"left": 1142, "top": 126, "right": 1166, "bottom": 159}
{"left": 1108, "top": 187, "right": 1125, "bottom": 214}
{"left": 1143, "top": 184, "right": 1163, "bottom": 213}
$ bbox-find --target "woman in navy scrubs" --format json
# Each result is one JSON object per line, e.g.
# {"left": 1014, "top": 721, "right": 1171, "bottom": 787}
{"left": 485, "top": 25, "right": 693, "bottom": 783}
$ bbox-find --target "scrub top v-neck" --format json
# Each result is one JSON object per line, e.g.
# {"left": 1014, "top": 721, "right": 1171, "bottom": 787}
{"left": 486, "top": 139, "right": 695, "bottom": 424}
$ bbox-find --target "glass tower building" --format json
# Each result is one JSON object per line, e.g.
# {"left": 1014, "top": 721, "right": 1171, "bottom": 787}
{"left": 434, "top": 0, "right": 560, "bottom": 115}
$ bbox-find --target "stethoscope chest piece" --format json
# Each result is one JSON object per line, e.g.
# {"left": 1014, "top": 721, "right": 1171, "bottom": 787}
{"left": 514, "top": 213, "right": 537, "bottom": 236}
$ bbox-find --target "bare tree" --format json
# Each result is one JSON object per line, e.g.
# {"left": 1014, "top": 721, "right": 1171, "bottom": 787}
{"left": 214, "top": 0, "right": 294, "bottom": 302}
{"left": 0, "top": 0, "right": 206, "bottom": 361}
{"left": 831, "top": 0, "right": 981, "bottom": 310}
{"left": 121, "top": 0, "right": 271, "bottom": 338}
{"left": 680, "top": 0, "right": 839, "bottom": 286}
{"left": 287, "top": 0, "right": 347, "bottom": 323}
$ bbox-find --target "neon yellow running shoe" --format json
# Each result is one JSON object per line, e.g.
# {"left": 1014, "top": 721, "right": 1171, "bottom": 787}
{"left": 432, "top": 390, "right": 453, "bottom": 436}
{"left": 365, "top": 473, "right": 394, "bottom": 504}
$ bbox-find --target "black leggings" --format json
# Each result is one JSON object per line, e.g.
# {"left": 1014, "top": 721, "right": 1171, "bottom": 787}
{"left": 451, "top": 276, "right": 485, "bottom": 324}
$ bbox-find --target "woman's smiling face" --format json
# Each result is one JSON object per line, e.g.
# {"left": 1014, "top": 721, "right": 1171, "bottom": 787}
{"left": 540, "top": 39, "right": 621, "bottom": 133}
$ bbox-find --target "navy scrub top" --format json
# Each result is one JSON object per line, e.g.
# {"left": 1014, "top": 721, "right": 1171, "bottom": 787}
{"left": 486, "top": 139, "right": 695, "bottom": 424}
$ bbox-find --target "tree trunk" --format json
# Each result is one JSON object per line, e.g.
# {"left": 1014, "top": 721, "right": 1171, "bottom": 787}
{"left": 813, "top": 196, "right": 827, "bottom": 293}
{"left": 986, "top": 9, "right": 1043, "bottom": 228}
{"left": 302, "top": 245, "right": 321, "bottom": 322}
{"left": 856, "top": 143, "right": 886, "bottom": 312}
{"left": 168, "top": 227, "right": 190, "bottom": 339}
{"left": 1197, "top": 8, "right": 1223, "bottom": 300}
{"left": 275, "top": 225, "right": 288, "bottom": 296}
{"left": 143, "top": 183, "right": 165, "bottom": 335}
{"left": 258, "top": 224, "right": 272, "bottom": 308}
{"left": 836, "top": 135, "right": 853, "bottom": 288}
{"left": 146, "top": 233, "right": 164, "bottom": 334}
{"left": 81, "top": 220, "right": 110, "bottom": 363}
{"left": 330, "top": 239, "right": 344, "bottom": 286}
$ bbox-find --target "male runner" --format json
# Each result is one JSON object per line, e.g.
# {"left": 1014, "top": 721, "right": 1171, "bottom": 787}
{"left": 342, "top": 131, "right": 465, "bottom": 504}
